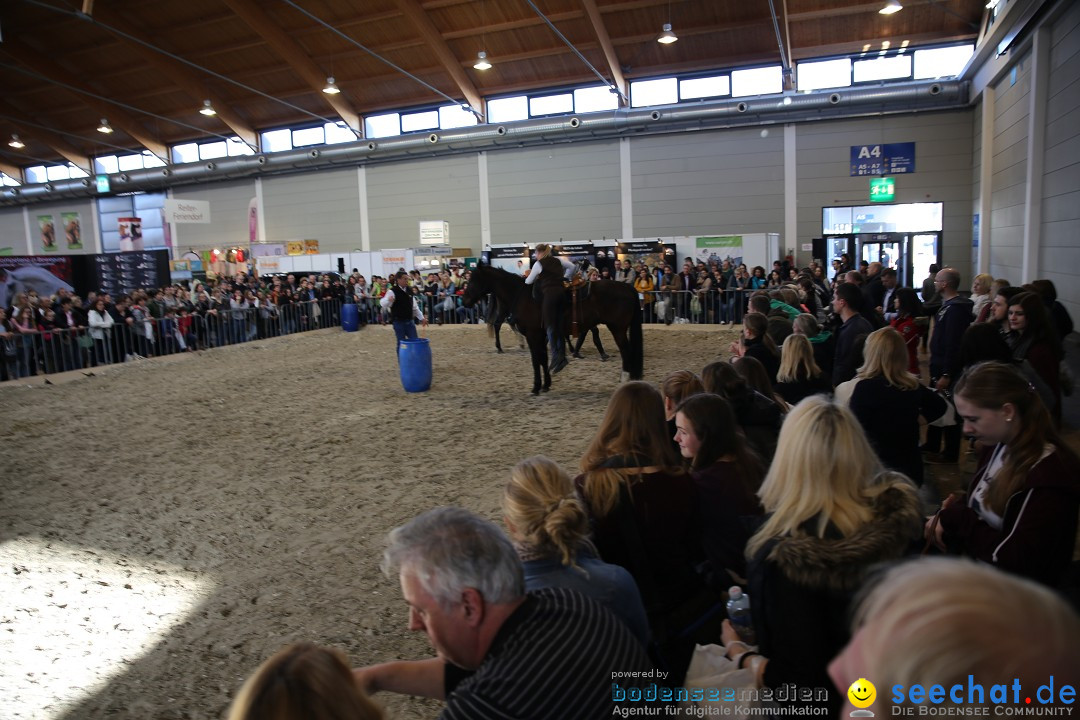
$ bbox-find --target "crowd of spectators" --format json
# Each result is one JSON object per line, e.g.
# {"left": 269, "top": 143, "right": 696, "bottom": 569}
{"left": 210, "top": 258, "right": 1078, "bottom": 718}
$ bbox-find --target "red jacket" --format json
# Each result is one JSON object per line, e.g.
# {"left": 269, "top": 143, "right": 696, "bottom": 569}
{"left": 939, "top": 443, "right": 1080, "bottom": 588}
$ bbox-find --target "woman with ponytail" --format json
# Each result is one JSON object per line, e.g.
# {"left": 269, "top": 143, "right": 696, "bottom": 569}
{"left": 928, "top": 361, "right": 1080, "bottom": 588}
{"left": 503, "top": 455, "right": 650, "bottom": 646}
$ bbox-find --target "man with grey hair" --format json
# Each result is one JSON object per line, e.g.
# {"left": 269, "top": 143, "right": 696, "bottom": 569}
{"left": 353, "top": 506, "right": 656, "bottom": 719}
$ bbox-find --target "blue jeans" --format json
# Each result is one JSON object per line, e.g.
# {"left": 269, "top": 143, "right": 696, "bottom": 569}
{"left": 392, "top": 319, "right": 418, "bottom": 347}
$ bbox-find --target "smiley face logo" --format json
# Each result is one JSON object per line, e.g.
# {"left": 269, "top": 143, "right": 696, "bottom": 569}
{"left": 847, "top": 678, "right": 877, "bottom": 709}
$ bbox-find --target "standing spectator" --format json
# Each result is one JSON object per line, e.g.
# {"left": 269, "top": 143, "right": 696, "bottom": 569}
{"left": 793, "top": 313, "right": 835, "bottom": 381}
{"left": 878, "top": 268, "right": 899, "bottom": 322}
{"left": 87, "top": 297, "right": 114, "bottom": 365}
{"left": 53, "top": 296, "right": 85, "bottom": 371}
{"left": 847, "top": 328, "right": 947, "bottom": 487}
{"left": 1006, "top": 291, "right": 1063, "bottom": 423}
{"left": 634, "top": 268, "right": 655, "bottom": 323}
{"left": 831, "top": 283, "right": 874, "bottom": 385}
{"left": 1030, "top": 279, "right": 1074, "bottom": 341}
{"left": 11, "top": 306, "right": 39, "bottom": 377}
{"left": 920, "top": 263, "right": 941, "bottom": 307}
{"left": 0, "top": 308, "right": 19, "bottom": 380}
{"left": 928, "top": 362, "right": 1080, "bottom": 588}
{"left": 970, "top": 273, "right": 994, "bottom": 323}
{"left": 923, "top": 267, "right": 974, "bottom": 464}
{"left": 727, "top": 266, "right": 749, "bottom": 324}
{"left": 889, "top": 287, "right": 924, "bottom": 376}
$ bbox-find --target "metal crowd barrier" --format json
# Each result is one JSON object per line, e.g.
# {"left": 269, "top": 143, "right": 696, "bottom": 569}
{"left": 0, "top": 299, "right": 345, "bottom": 382}
{"left": 638, "top": 288, "right": 750, "bottom": 324}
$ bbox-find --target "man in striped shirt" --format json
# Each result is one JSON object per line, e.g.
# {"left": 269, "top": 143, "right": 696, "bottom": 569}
{"left": 353, "top": 507, "right": 658, "bottom": 719}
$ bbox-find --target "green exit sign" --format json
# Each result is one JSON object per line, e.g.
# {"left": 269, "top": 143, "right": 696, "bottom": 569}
{"left": 95, "top": 175, "right": 110, "bottom": 193}
{"left": 870, "top": 176, "right": 895, "bottom": 202}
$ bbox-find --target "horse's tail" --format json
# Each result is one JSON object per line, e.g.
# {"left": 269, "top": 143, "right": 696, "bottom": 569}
{"left": 628, "top": 300, "right": 644, "bottom": 379}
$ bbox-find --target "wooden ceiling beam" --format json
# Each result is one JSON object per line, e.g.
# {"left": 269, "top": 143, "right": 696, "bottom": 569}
{"left": 87, "top": 5, "right": 258, "bottom": 148}
{"left": 581, "top": 0, "right": 629, "bottom": 104}
{"left": 0, "top": 158, "right": 24, "bottom": 180}
{"left": 222, "top": 0, "right": 361, "bottom": 133}
{"left": 0, "top": 41, "right": 168, "bottom": 161}
{"left": 0, "top": 109, "right": 91, "bottom": 173}
{"left": 392, "top": 0, "right": 483, "bottom": 112}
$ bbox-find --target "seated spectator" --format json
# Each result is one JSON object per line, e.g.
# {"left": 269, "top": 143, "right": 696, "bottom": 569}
{"left": 673, "top": 393, "right": 763, "bottom": 586}
{"left": 774, "top": 333, "right": 833, "bottom": 406}
{"left": 575, "top": 381, "right": 711, "bottom": 683}
{"left": 728, "top": 312, "right": 780, "bottom": 381}
{"left": 353, "top": 507, "right": 653, "bottom": 717}
{"left": 928, "top": 361, "right": 1080, "bottom": 588}
{"left": 502, "top": 455, "right": 650, "bottom": 647}
{"left": 228, "top": 642, "right": 382, "bottom": 720}
{"left": 701, "top": 360, "right": 783, "bottom": 464}
{"left": 723, "top": 396, "right": 921, "bottom": 715}
{"left": 970, "top": 273, "right": 994, "bottom": 322}
{"left": 793, "top": 312, "right": 834, "bottom": 379}
{"left": 732, "top": 355, "right": 787, "bottom": 411}
{"left": 829, "top": 558, "right": 1080, "bottom": 717}
{"left": 847, "top": 328, "right": 946, "bottom": 487}
{"left": 661, "top": 369, "right": 704, "bottom": 453}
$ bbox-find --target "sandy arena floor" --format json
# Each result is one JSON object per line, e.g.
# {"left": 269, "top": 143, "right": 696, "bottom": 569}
{"left": 0, "top": 323, "right": 739, "bottom": 720}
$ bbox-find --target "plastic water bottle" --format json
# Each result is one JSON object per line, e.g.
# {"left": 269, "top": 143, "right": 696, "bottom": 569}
{"left": 727, "top": 586, "right": 756, "bottom": 644}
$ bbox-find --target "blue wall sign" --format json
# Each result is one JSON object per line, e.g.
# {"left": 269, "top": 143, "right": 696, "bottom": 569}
{"left": 850, "top": 143, "right": 916, "bottom": 176}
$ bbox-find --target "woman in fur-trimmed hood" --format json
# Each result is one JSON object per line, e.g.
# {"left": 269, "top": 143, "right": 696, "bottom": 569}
{"left": 719, "top": 396, "right": 921, "bottom": 715}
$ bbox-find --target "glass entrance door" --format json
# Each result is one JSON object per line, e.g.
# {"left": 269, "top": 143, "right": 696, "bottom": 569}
{"left": 859, "top": 237, "right": 907, "bottom": 285}
{"left": 911, "top": 234, "right": 940, "bottom": 292}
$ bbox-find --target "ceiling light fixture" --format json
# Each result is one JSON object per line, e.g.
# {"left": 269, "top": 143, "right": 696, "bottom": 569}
{"left": 97, "top": 118, "right": 114, "bottom": 134}
{"left": 322, "top": 76, "right": 341, "bottom": 94}
{"left": 879, "top": 0, "right": 903, "bottom": 14}
{"left": 199, "top": 99, "right": 217, "bottom": 116}
{"left": 657, "top": 23, "right": 678, "bottom": 44}
{"left": 9, "top": 134, "right": 25, "bottom": 149}
{"left": 473, "top": 51, "right": 491, "bottom": 70}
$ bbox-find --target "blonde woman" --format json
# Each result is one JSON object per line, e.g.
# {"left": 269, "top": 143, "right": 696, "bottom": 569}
{"left": 721, "top": 396, "right": 921, "bottom": 714}
{"left": 845, "top": 327, "right": 947, "bottom": 486}
{"left": 228, "top": 642, "right": 382, "bottom": 720}
{"left": 971, "top": 272, "right": 994, "bottom": 322}
{"left": 773, "top": 334, "right": 832, "bottom": 405}
{"left": 503, "top": 455, "right": 649, "bottom": 646}
{"left": 829, "top": 558, "right": 1080, "bottom": 716}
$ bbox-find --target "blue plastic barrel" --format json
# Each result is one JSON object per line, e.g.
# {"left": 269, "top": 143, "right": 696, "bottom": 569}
{"left": 399, "top": 338, "right": 432, "bottom": 392}
{"left": 341, "top": 302, "right": 360, "bottom": 332}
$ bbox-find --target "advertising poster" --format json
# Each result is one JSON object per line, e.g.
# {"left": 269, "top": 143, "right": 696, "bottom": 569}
{"left": 303, "top": 239, "right": 319, "bottom": 255}
{"left": 286, "top": 241, "right": 305, "bottom": 256}
{"left": 552, "top": 242, "right": 596, "bottom": 269}
{"left": 38, "top": 214, "right": 57, "bottom": 252}
{"left": 62, "top": 212, "right": 83, "bottom": 250}
{"left": 483, "top": 246, "right": 531, "bottom": 275}
{"left": 118, "top": 217, "right": 143, "bottom": 252}
{"left": 0, "top": 256, "right": 74, "bottom": 308}
{"left": 248, "top": 197, "right": 258, "bottom": 244}
{"left": 616, "top": 241, "right": 676, "bottom": 272}
{"left": 381, "top": 249, "right": 409, "bottom": 279}
{"left": 694, "top": 236, "right": 743, "bottom": 267}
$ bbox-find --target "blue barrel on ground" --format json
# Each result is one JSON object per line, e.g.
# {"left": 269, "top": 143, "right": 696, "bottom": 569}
{"left": 341, "top": 302, "right": 360, "bottom": 332}
{"left": 399, "top": 338, "right": 432, "bottom": 392}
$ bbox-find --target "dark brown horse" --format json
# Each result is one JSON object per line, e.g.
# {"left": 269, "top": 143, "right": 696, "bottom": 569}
{"left": 462, "top": 265, "right": 643, "bottom": 394}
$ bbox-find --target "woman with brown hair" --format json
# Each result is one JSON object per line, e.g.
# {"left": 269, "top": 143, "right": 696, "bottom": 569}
{"left": 928, "top": 361, "right": 1080, "bottom": 588}
{"left": 503, "top": 455, "right": 650, "bottom": 646}
{"left": 729, "top": 312, "right": 780, "bottom": 381}
{"left": 576, "top": 381, "right": 708, "bottom": 682}
{"left": 674, "top": 393, "right": 763, "bottom": 586}
{"left": 661, "top": 369, "right": 704, "bottom": 451}
{"left": 1005, "top": 291, "right": 1063, "bottom": 422}
{"left": 228, "top": 642, "right": 382, "bottom": 720}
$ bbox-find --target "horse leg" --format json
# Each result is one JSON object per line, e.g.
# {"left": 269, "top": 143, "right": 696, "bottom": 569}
{"left": 571, "top": 330, "right": 586, "bottom": 359}
{"left": 607, "top": 324, "right": 632, "bottom": 382}
{"left": 591, "top": 327, "right": 610, "bottom": 361}
{"left": 494, "top": 320, "right": 503, "bottom": 353}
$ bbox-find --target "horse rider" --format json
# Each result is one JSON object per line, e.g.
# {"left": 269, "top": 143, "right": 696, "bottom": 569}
{"left": 524, "top": 243, "right": 575, "bottom": 374}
